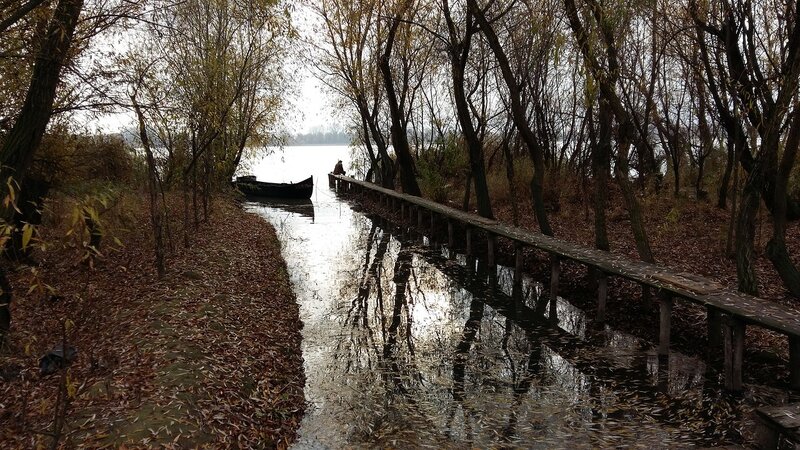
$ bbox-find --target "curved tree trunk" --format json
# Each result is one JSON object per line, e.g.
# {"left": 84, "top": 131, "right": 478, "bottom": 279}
{"left": 0, "top": 0, "right": 84, "bottom": 338}
{"left": 378, "top": 9, "right": 421, "bottom": 197}
{"left": 132, "top": 96, "right": 166, "bottom": 279}
{"left": 766, "top": 109, "right": 800, "bottom": 296}
{"left": 443, "top": 0, "right": 493, "bottom": 218}
{"left": 615, "top": 137, "right": 655, "bottom": 263}
{"left": 357, "top": 99, "right": 395, "bottom": 189}
{"left": 469, "top": 0, "right": 550, "bottom": 232}
{"left": 0, "top": 0, "right": 85, "bottom": 189}
{"left": 563, "top": 0, "right": 654, "bottom": 262}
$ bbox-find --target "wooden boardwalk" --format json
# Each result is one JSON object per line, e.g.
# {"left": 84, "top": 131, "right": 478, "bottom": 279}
{"left": 755, "top": 404, "right": 800, "bottom": 448}
{"left": 329, "top": 173, "right": 800, "bottom": 392}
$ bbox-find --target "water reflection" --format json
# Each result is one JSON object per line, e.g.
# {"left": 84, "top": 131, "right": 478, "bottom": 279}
{"left": 243, "top": 197, "right": 315, "bottom": 221}
{"left": 248, "top": 185, "right": 783, "bottom": 449}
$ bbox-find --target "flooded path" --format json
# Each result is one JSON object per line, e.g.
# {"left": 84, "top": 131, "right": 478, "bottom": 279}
{"left": 245, "top": 147, "right": 782, "bottom": 448}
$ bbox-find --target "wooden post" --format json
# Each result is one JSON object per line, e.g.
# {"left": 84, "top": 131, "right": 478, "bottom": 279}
{"left": 487, "top": 233, "right": 496, "bottom": 267}
{"left": 514, "top": 243, "right": 524, "bottom": 287}
{"left": 723, "top": 315, "right": 745, "bottom": 392}
{"left": 658, "top": 294, "right": 672, "bottom": 356}
{"left": 447, "top": 220, "right": 454, "bottom": 249}
{"left": 657, "top": 354, "right": 670, "bottom": 393}
{"left": 466, "top": 227, "right": 473, "bottom": 256}
{"left": 429, "top": 212, "right": 437, "bottom": 248}
{"left": 401, "top": 203, "right": 406, "bottom": 220}
{"left": 417, "top": 208, "right": 423, "bottom": 229}
{"left": 790, "top": 336, "right": 800, "bottom": 390}
{"left": 707, "top": 307, "right": 722, "bottom": 351}
{"left": 754, "top": 411, "right": 780, "bottom": 450}
{"left": 597, "top": 273, "right": 607, "bottom": 322}
{"left": 642, "top": 285, "right": 653, "bottom": 310}
{"left": 550, "top": 256, "right": 560, "bottom": 322}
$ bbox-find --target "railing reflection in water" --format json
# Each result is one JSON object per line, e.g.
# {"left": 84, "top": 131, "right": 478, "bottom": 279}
{"left": 251, "top": 198, "right": 778, "bottom": 449}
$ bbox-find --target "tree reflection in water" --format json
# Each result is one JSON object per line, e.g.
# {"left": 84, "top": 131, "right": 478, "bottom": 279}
{"left": 266, "top": 206, "right": 774, "bottom": 448}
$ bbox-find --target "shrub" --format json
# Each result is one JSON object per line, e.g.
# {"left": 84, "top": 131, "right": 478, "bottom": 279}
{"left": 417, "top": 134, "right": 468, "bottom": 203}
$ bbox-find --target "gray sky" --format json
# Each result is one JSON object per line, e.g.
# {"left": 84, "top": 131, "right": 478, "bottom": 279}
{"left": 84, "top": 2, "right": 334, "bottom": 136}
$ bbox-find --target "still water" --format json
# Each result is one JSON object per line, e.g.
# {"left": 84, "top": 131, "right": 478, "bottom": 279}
{"left": 245, "top": 146, "right": 778, "bottom": 449}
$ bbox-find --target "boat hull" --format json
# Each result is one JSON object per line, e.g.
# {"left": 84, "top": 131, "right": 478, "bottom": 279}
{"left": 235, "top": 176, "right": 314, "bottom": 200}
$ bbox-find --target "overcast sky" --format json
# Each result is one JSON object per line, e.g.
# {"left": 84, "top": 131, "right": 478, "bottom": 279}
{"left": 85, "top": 3, "right": 336, "bottom": 136}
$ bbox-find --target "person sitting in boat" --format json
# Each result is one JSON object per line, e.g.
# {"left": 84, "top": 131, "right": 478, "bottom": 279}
{"left": 333, "top": 160, "right": 346, "bottom": 175}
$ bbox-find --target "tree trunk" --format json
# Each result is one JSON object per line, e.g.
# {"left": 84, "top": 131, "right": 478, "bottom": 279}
{"left": 378, "top": 10, "right": 421, "bottom": 197}
{"left": 202, "top": 148, "right": 210, "bottom": 222}
{"left": 359, "top": 115, "right": 380, "bottom": 183}
{"left": 736, "top": 177, "right": 760, "bottom": 295}
{"left": 615, "top": 137, "right": 655, "bottom": 263}
{"left": 0, "top": 267, "right": 12, "bottom": 343}
{"left": 671, "top": 142, "right": 680, "bottom": 198}
{"left": 695, "top": 70, "right": 713, "bottom": 200}
{"left": 0, "top": 0, "right": 85, "bottom": 324}
{"left": 192, "top": 149, "right": 199, "bottom": 227}
{"left": 592, "top": 99, "right": 612, "bottom": 251}
{"left": 718, "top": 134, "right": 735, "bottom": 209}
{"left": 357, "top": 99, "right": 395, "bottom": 189}
{"left": 502, "top": 136, "right": 520, "bottom": 226}
{"left": 563, "top": 0, "right": 654, "bottom": 262}
{"left": 443, "top": 1, "right": 493, "bottom": 219}
{"left": 766, "top": 109, "right": 800, "bottom": 296}
{"left": 182, "top": 175, "right": 190, "bottom": 248}
{"left": 463, "top": 170, "right": 472, "bottom": 212}
{"left": 0, "top": 0, "right": 85, "bottom": 191}
{"left": 132, "top": 97, "right": 166, "bottom": 279}
{"left": 469, "top": 0, "right": 550, "bottom": 232}
{"left": 8, "top": 177, "right": 49, "bottom": 262}
{"left": 449, "top": 58, "right": 493, "bottom": 218}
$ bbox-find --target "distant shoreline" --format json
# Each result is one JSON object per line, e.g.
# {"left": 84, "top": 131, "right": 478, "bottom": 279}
{"left": 283, "top": 142, "right": 352, "bottom": 146}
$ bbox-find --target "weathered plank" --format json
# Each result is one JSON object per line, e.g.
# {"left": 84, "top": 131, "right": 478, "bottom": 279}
{"left": 755, "top": 404, "right": 800, "bottom": 449}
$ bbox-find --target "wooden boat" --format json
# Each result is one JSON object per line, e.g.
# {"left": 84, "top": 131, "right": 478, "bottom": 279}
{"left": 235, "top": 175, "right": 314, "bottom": 199}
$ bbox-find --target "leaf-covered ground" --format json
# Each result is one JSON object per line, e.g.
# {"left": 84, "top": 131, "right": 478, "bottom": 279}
{"left": 0, "top": 199, "right": 305, "bottom": 449}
